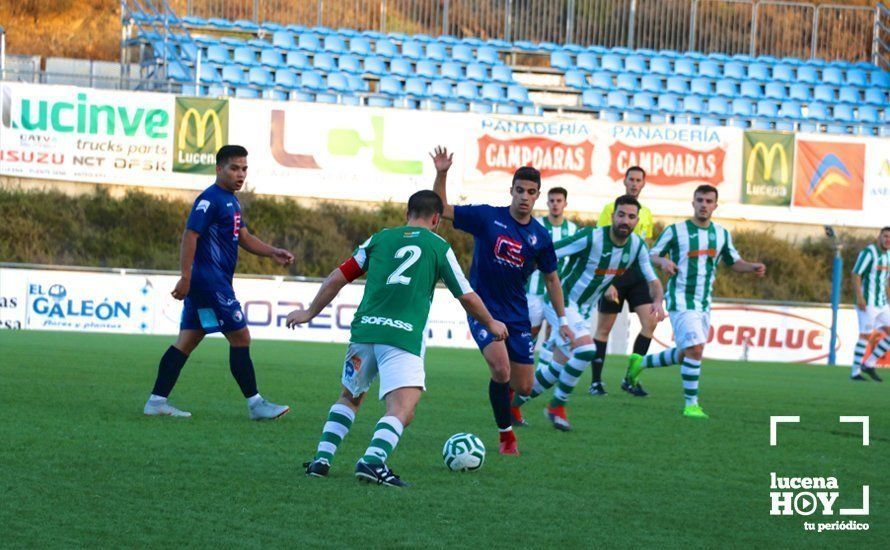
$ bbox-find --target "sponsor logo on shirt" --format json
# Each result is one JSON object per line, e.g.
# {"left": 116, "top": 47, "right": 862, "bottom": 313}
{"left": 360, "top": 315, "right": 413, "bottom": 332}
{"left": 527, "top": 234, "right": 538, "bottom": 246}
{"left": 494, "top": 221, "right": 508, "bottom": 228}
{"left": 594, "top": 268, "right": 627, "bottom": 276}
{"left": 494, "top": 235, "right": 525, "bottom": 268}
{"left": 233, "top": 212, "right": 241, "bottom": 238}
{"left": 403, "top": 230, "right": 421, "bottom": 238}
{"left": 195, "top": 199, "right": 210, "bottom": 213}
{"left": 688, "top": 249, "right": 717, "bottom": 258}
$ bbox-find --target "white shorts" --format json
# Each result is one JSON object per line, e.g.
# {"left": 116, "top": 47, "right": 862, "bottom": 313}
{"left": 543, "top": 303, "right": 591, "bottom": 353}
{"left": 527, "top": 293, "right": 547, "bottom": 328}
{"left": 669, "top": 310, "right": 711, "bottom": 350}
{"left": 341, "top": 342, "right": 425, "bottom": 400}
{"left": 856, "top": 305, "right": 890, "bottom": 334}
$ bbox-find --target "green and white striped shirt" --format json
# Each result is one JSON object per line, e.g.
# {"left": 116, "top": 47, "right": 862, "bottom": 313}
{"left": 554, "top": 226, "right": 657, "bottom": 317}
{"left": 527, "top": 215, "right": 579, "bottom": 296}
{"left": 651, "top": 220, "right": 740, "bottom": 313}
{"left": 852, "top": 244, "right": 890, "bottom": 307}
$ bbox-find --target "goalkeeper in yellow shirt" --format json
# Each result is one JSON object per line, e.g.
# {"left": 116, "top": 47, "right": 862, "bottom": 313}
{"left": 590, "top": 166, "right": 657, "bottom": 397}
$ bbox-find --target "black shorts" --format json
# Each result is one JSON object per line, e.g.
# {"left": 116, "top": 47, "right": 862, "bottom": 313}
{"left": 597, "top": 265, "right": 653, "bottom": 313}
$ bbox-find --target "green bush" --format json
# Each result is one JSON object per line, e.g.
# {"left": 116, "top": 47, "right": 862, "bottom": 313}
{"left": 0, "top": 187, "right": 877, "bottom": 305}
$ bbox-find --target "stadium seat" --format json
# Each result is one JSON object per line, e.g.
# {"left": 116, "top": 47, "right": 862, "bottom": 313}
{"left": 221, "top": 65, "right": 247, "bottom": 86}
{"left": 788, "top": 83, "right": 810, "bottom": 101}
{"left": 674, "top": 58, "right": 696, "bottom": 77}
{"left": 260, "top": 49, "right": 285, "bottom": 68}
{"left": 865, "top": 88, "right": 887, "bottom": 106}
{"left": 349, "top": 37, "right": 372, "bottom": 56}
{"left": 798, "top": 122, "right": 818, "bottom": 133}
{"left": 507, "top": 85, "right": 532, "bottom": 105}
{"left": 690, "top": 78, "right": 712, "bottom": 96}
{"left": 298, "top": 34, "right": 321, "bottom": 51}
{"left": 455, "top": 81, "right": 478, "bottom": 101}
{"left": 481, "top": 83, "right": 506, "bottom": 103}
{"left": 336, "top": 54, "right": 361, "bottom": 74}
{"left": 376, "top": 39, "right": 398, "bottom": 57}
{"left": 682, "top": 95, "right": 705, "bottom": 114}
{"left": 616, "top": 73, "right": 637, "bottom": 91}
{"left": 362, "top": 56, "right": 387, "bottom": 76}
{"left": 470, "top": 102, "right": 493, "bottom": 114}
{"left": 838, "top": 87, "right": 860, "bottom": 104}
{"left": 626, "top": 111, "right": 647, "bottom": 123}
{"left": 426, "top": 42, "right": 448, "bottom": 62}
{"left": 857, "top": 106, "right": 881, "bottom": 124}
{"left": 443, "top": 101, "right": 468, "bottom": 112}
{"left": 806, "top": 102, "right": 829, "bottom": 120}
{"left": 715, "top": 80, "right": 737, "bottom": 97}
{"left": 300, "top": 70, "right": 326, "bottom": 92}
{"left": 477, "top": 47, "right": 500, "bottom": 65}
{"left": 430, "top": 80, "right": 453, "bottom": 100}
{"left": 581, "top": 89, "right": 604, "bottom": 108}
{"left": 723, "top": 62, "right": 746, "bottom": 80}
{"left": 650, "top": 57, "right": 672, "bottom": 75}
{"left": 452, "top": 45, "right": 475, "bottom": 64}
{"left": 796, "top": 66, "right": 818, "bottom": 84}
{"left": 491, "top": 65, "right": 513, "bottom": 84}
{"left": 274, "top": 69, "right": 299, "bottom": 88}
{"left": 577, "top": 52, "right": 598, "bottom": 72}
{"left": 346, "top": 74, "right": 369, "bottom": 93}
{"left": 564, "top": 70, "right": 587, "bottom": 89}
{"left": 625, "top": 55, "right": 647, "bottom": 73}
{"left": 779, "top": 101, "right": 802, "bottom": 119}
{"left": 313, "top": 53, "right": 337, "bottom": 72}
{"left": 833, "top": 104, "right": 855, "bottom": 122}
{"left": 772, "top": 64, "right": 795, "bottom": 82}
{"left": 739, "top": 81, "right": 762, "bottom": 99}
{"left": 441, "top": 61, "right": 463, "bottom": 80}
{"left": 640, "top": 75, "right": 663, "bottom": 93}
{"left": 551, "top": 51, "right": 574, "bottom": 71}
{"left": 871, "top": 71, "right": 890, "bottom": 88}
{"left": 326, "top": 72, "right": 351, "bottom": 93}
{"left": 657, "top": 94, "right": 680, "bottom": 112}
{"left": 666, "top": 76, "right": 689, "bottom": 94}
{"left": 600, "top": 54, "right": 622, "bottom": 72}
{"left": 389, "top": 58, "right": 414, "bottom": 78}
{"left": 632, "top": 92, "right": 656, "bottom": 111}
{"left": 748, "top": 63, "right": 769, "bottom": 81}
{"left": 750, "top": 119, "right": 772, "bottom": 130}
{"left": 822, "top": 67, "right": 844, "bottom": 86}
{"left": 272, "top": 31, "right": 296, "bottom": 50}
{"left": 233, "top": 47, "right": 259, "bottom": 66}
{"left": 206, "top": 46, "right": 230, "bottom": 64}
{"left": 198, "top": 64, "right": 223, "bottom": 84}
{"left": 323, "top": 35, "right": 348, "bottom": 54}
{"left": 698, "top": 61, "right": 721, "bottom": 78}
{"left": 813, "top": 85, "right": 835, "bottom": 103}
{"left": 378, "top": 76, "right": 404, "bottom": 97}
{"left": 466, "top": 63, "right": 489, "bottom": 83}
{"left": 707, "top": 97, "right": 730, "bottom": 116}
{"left": 179, "top": 43, "right": 199, "bottom": 63}
{"left": 496, "top": 104, "right": 520, "bottom": 115}
{"left": 415, "top": 60, "right": 438, "bottom": 79}
{"left": 399, "top": 41, "right": 423, "bottom": 60}
{"left": 591, "top": 71, "right": 612, "bottom": 89}
{"left": 846, "top": 69, "right": 868, "bottom": 86}
{"left": 731, "top": 98, "right": 754, "bottom": 117}
{"left": 764, "top": 82, "right": 786, "bottom": 100}
{"left": 248, "top": 67, "right": 273, "bottom": 87}
{"left": 774, "top": 120, "right": 795, "bottom": 132}
{"left": 607, "top": 91, "right": 629, "bottom": 109}
{"left": 756, "top": 100, "right": 779, "bottom": 118}
{"left": 600, "top": 110, "right": 622, "bottom": 122}
{"left": 367, "top": 96, "right": 392, "bottom": 107}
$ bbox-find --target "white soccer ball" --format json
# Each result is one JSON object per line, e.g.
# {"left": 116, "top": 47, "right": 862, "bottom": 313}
{"left": 442, "top": 432, "right": 486, "bottom": 472}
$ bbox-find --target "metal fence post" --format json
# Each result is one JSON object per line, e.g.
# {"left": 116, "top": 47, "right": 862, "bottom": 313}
{"left": 828, "top": 244, "right": 843, "bottom": 366}
{"left": 505, "top": 0, "right": 513, "bottom": 42}
{"left": 628, "top": 0, "right": 637, "bottom": 49}
{"left": 811, "top": 6, "right": 819, "bottom": 59}
{"left": 750, "top": 1, "right": 758, "bottom": 56}
{"left": 874, "top": 4, "right": 882, "bottom": 65}
{"left": 566, "top": 0, "right": 576, "bottom": 44}
{"left": 689, "top": 0, "right": 698, "bottom": 52}
{"left": 380, "top": 0, "right": 387, "bottom": 33}
{"left": 443, "top": 0, "right": 449, "bottom": 37}
{"left": 186, "top": 0, "right": 192, "bottom": 17}
{"left": 318, "top": 0, "right": 324, "bottom": 27}
{"left": 0, "top": 26, "right": 5, "bottom": 82}
{"left": 195, "top": 48, "right": 202, "bottom": 96}
{"left": 253, "top": 0, "right": 259, "bottom": 23}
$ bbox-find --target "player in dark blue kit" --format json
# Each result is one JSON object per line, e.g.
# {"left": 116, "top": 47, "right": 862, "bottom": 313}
{"left": 431, "top": 147, "right": 573, "bottom": 455}
{"left": 144, "top": 145, "right": 295, "bottom": 420}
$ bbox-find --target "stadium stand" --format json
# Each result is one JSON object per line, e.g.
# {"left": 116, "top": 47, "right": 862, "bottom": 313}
{"left": 123, "top": 5, "right": 889, "bottom": 134}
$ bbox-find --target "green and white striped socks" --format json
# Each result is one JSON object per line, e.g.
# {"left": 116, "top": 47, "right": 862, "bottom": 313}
{"left": 361, "top": 416, "right": 404, "bottom": 465}
{"left": 864, "top": 335, "right": 890, "bottom": 368}
{"left": 550, "top": 356, "right": 587, "bottom": 407}
{"left": 315, "top": 403, "right": 355, "bottom": 464}
{"left": 681, "top": 358, "right": 702, "bottom": 406}
{"left": 852, "top": 337, "right": 868, "bottom": 376}
{"left": 512, "top": 357, "right": 565, "bottom": 407}
{"left": 645, "top": 347, "right": 679, "bottom": 368}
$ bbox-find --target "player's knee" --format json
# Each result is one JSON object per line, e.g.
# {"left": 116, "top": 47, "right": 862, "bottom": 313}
{"left": 685, "top": 345, "right": 704, "bottom": 360}
{"left": 490, "top": 364, "right": 510, "bottom": 383}
{"left": 338, "top": 388, "right": 364, "bottom": 410}
{"left": 514, "top": 378, "right": 533, "bottom": 395}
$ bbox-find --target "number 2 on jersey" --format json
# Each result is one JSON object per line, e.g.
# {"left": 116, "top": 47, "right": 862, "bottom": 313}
{"left": 386, "top": 245, "right": 422, "bottom": 285}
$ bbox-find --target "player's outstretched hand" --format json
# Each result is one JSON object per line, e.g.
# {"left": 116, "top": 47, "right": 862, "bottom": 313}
{"left": 429, "top": 145, "right": 453, "bottom": 173}
{"left": 660, "top": 258, "right": 678, "bottom": 276}
{"left": 559, "top": 325, "right": 575, "bottom": 345}
{"left": 273, "top": 248, "right": 295, "bottom": 266}
{"left": 650, "top": 301, "right": 666, "bottom": 322}
{"left": 751, "top": 262, "right": 766, "bottom": 277}
{"left": 605, "top": 285, "right": 619, "bottom": 304}
{"left": 285, "top": 309, "right": 313, "bottom": 328}
{"left": 487, "top": 320, "right": 509, "bottom": 341}
{"left": 171, "top": 277, "right": 190, "bottom": 301}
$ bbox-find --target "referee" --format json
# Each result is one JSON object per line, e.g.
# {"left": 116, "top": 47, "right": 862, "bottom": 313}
{"left": 589, "top": 166, "right": 657, "bottom": 397}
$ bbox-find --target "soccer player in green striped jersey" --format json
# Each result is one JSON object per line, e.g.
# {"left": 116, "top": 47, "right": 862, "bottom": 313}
{"left": 515, "top": 187, "right": 578, "bottom": 427}
{"left": 287, "top": 191, "right": 507, "bottom": 487}
{"left": 624, "top": 185, "right": 766, "bottom": 419}
{"left": 850, "top": 227, "right": 890, "bottom": 381}
{"left": 512, "top": 195, "right": 666, "bottom": 431}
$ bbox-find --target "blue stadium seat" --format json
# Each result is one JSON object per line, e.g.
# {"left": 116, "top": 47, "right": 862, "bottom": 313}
{"left": 426, "top": 42, "right": 448, "bottom": 62}
{"left": 300, "top": 70, "right": 326, "bottom": 92}
{"left": 208, "top": 17, "right": 235, "bottom": 29}
{"left": 813, "top": 84, "right": 835, "bottom": 103}
{"left": 378, "top": 76, "right": 404, "bottom": 97}
{"left": 166, "top": 62, "right": 191, "bottom": 82}
{"left": 698, "top": 61, "right": 721, "bottom": 78}
{"left": 779, "top": 101, "right": 802, "bottom": 119}
{"left": 772, "top": 65, "right": 795, "bottom": 83}
{"left": 616, "top": 73, "right": 637, "bottom": 91}
{"left": 577, "top": 52, "right": 598, "bottom": 72}
{"left": 376, "top": 39, "right": 398, "bottom": 57}
{"left": 764, "top": 82, "right": 786, "bottom": 100}
{"left": 416, "top": 60, "right": 438, "bottom": 79}
{"left": 707, "top": 97, "right": 730, "bottom": 116}
{"left": 221, "top": 65, "right": 247, "bottom": 86}
{"left": 551, "top": 51, "right": 574, "bottom": 71}
{"left": 452, "top": 45, "right": 475, "bottom": 64}
{"left": 466, "top": 63, "right": 489, "bottom": 82}
{"left": 198, "top": 64, "right": 223, "bottom": 84}
{"left": 390, "top": 58, "right": 414, "bottom": 78}
{"left": 822, "top": 67, "right": 844, "bottom": 86}
{"left": 699, "top": 115, "right": 722, "bottom": 126}
{"left": 367, "top": 96, "right": 392, "bottom": 108}
{"left": 650, "top": 57, "right": 672, "bottom": 75}
{"left": 806, "top": 102, "right": 829, "bottom": 120}
{"left": 401, "top": 41, "right": 424, "bottom": 60}
{"left": 625, "top": 111, "right": 647, "bottom": 123}
{"left": 564, "top": 70, "right": 587, "bottom": 89}
{"left": 796, "top": 66, "right": 818, "bottom": 84}
{"left": 477, "top": 47, "right": 499, "bottom": 65}
{"left": 748, "top": 63, "right": 769, "bottom": 81}
{"left": 404, "top": 77, "right": 429, "bottom": 98}
{"left": 591, "top": 71, "right": 612, "bottom": 89}
{"left": 343, "top": 74, "right": 367, "bottom": 93}
{"left": 640, "top": 75, "right": 663, "bottom": 93}
{"left": 310, "top": 26, "right": 333, "bottom": 36}
{"left": 507, "top": 85, "right": 532, "bottom": 105}
{"left": 233, "top": 47, "right": 259, "bottom": 66}
{"left": 326, "top": 72, "right": 351, "bottom": 93}
{"left": 349, "top": 37, "right": 372, "bottom": 56}
{"left": 607, "top": 91, "right": 629, "bottom": 109}
{"left": 739, "top": 81, "right": 762, "bottom": 99}
{"left": 666, "top": 76, "right": 689, "bottom": 94}
{"left": 430, "top": 80, "right": 453, "bottom": 100}
{"left": 600, "top": 54, "right": 622, "bottom": 72}
{"left": 470, "top": 102, "right": 494, "bottom": 114}
{"left": 285, "top": 24, "right": 306, "bottom": 33}
{"left": 491, "top": 65, "right": 513, "bottom": 84}
{"left": 657, "top": 94, "right": 680, "bottom": 112}
{"left": 632, "top": 92, "right": 656, "bottom": 111}
{"left": 788, "top": 83, "right": 810, "bottom": 101}
{"left": 798, "top": 122, "right": 818, "bottom": 133}
{"left": 723, "top": 62, "right": 745, "bottom": 80}
{"left": 313, "top": 53, "right": 337, "bottom": 72}
{"left": 871, "top": 71, "right": 890, "bottom": 88}
{"left": 837, "top": 88, "right": 859, "bottom": 106}
{"left": 179, "top": 43, "right": 199, "bottom": 62}
{"left": 444, "top": 101, "right": 468, "bottom": 112}
{"left": 298, "top": 34, "right": 321, "bottom": 51}
{"left": 323, "top": 35, "right": 348, "bottom": 54}
{"left": 846, "top": 69, "right": 868, "bottom": 87}
{"left": 731, "top": 98, "right": 754, "bottom": 117}
{"left": 625, "top": 55, "right": 647, "bottom": 73}
{"left": 261, "top": 21, "right": 284, "bottom": 32}
{"left": 206, "top": 46, "right": 230, "bottom": 64}
{"left": 690, "top": 78, "right": 712, "bottom": 96}
{"left": 774, "top": 120, "right": 794, "bottom": 132}
{"left": 496, "top": 104, "right": 520, "bottom": 115}
{"left": 362, "top": 56, "right": 387, "bottom": 76}
{"left": 234, "top": 86, "right": 259, "bottom": 98}
{"left": 756, "top": 100, "right": 779, "bottom": 118}
{"left": 337, "top": 54, "right": 362, "bottom": 73}
{"left": 674, "top": 58, "right": 696, "bottom": 77}
{"left": 260, "top": 49, "right": 285, "bottom": 68}
{"left": 833, "top": 104, "right": 855, "bottom": 122}
{"left": 750, "top": 119, "right": 772, "bottom": 130}
{"left": 272, "top": 31, "right": 296, "bottom": 50}
{"left": 865, "top": 88, "right": 887, "bottom": 106}
{"left": 600, "top": 110, "right": 622, "bottom": 122}
{"left": 274, "top": 69, "right": 299, "bottom": 88}
{"left": 481, "top": 83, "right": 506, "bottom": 102}
{"left": 715, "top": 80, "right": 737, "bottom": 97}
{"left": 682, "top": 95, "right": 705, "bottom": 114}
{"left": 857, "top": 106, "right": 881, "bottom": 124}
{"left": 581, "top": 89, "right": 604, "bottom": 108}
{"left": 441, "top": 61, "right": 463, "bottom": 80}
{"left": 315, "top": 91, "right": 339, "bottom": 104}
{"left": 248, "top": 67, "right": 273, "bottom": 87}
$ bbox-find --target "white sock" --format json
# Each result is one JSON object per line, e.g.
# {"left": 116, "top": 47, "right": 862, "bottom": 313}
{"left": 247, "top": 393, "right": 263, "bottom": 406}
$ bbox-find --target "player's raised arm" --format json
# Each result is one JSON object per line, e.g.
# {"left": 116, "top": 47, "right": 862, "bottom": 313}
{"left": 238, "top": 226, "right": 294, "bottom": 266}
{"left": 430, "top": 146, "right": 455, "bottom": 220}
{"left": 172, "top": 229, "right": 200, "bottom": 300}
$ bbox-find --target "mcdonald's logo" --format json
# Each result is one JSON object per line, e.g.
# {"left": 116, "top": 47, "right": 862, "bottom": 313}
{"left": 173, "top": 97, "right": 229, "bottom": 175}
{"left": 741, "top": 131, "right": 794, "bottom": 206}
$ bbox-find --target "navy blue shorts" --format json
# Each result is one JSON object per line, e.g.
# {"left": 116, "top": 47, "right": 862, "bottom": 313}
{"left": 180, "top": 288, "right": 247, "bottom": 334}
{"left": 467, "top": 316, "right": 534, "bottom": 365}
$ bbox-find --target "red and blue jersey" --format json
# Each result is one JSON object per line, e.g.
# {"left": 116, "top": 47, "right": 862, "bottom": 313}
{"left": 454, "top": 205, "right": 557, "bottom": 326}
{"left": 186, "top": 184, "right": 244, "bottom": 292}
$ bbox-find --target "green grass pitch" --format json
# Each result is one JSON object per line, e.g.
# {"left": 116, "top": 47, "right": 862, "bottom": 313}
{"left": 1, "top": 330, "right": 886, "bottom": 547}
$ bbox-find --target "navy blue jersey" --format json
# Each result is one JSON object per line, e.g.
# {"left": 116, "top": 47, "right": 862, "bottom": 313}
{"left": 186, "top": 184, "right": 244, "bottom": 291}
{"left": 454, "top": 205, "right": 557, "bottom": 325}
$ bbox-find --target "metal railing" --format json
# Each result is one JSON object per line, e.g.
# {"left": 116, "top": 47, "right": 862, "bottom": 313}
{"left": 178, "top": 0, "right": 884, "bottom": 63}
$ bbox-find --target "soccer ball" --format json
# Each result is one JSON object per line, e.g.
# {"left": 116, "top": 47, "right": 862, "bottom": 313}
{"left": 442, "top": 432, "right": 486, "bottom": 471}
